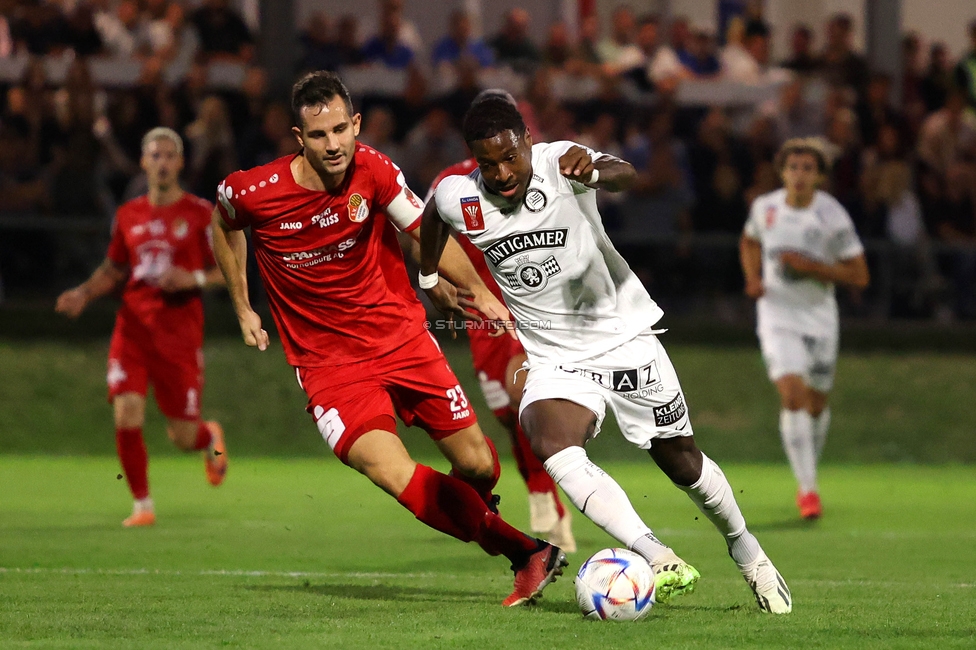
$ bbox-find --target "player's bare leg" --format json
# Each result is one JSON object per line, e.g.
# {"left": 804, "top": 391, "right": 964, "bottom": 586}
{"left": 113, "top": 393, "right": 154, "bottom": 527}
{"left": 775, "top": 374, "right": 820, "bottom": 519}
{"left": 347, "top": 428, "right": 566, "bottom": 606}
{"left": 167, "top": 418, "right": 227, "bottom": 487}
{"left": 504, "top": 355, "right": 575, "bottom": 551}
{"left": 650, "top": 436, "right": 792, "bottom": 613}
{"left": 434, "top": 423, "right": 500, "bottom": 510}
{"left": 522, "top": 398, "right": 692, "bottom": 603}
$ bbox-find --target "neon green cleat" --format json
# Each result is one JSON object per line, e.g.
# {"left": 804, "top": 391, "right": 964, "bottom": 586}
{"left": 648, "top": 551, "right": 701, "bottom": 604}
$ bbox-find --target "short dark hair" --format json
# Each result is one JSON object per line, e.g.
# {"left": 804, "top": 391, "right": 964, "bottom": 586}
{"left": 775, "top": 138, "right": 829, "bottom": 174}
{"left": 462, "top": 96, "right": 526, "bottom": 144}
{"left": 291, "top": 71, "right": 354, "bottom": 128}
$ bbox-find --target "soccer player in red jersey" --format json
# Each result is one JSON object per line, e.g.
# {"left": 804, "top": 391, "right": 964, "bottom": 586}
{"left": 210, "top": 71, "right": 567, "bottom": 606}
{"left": 426, "top": 149, "right": 576, "bottom": 553}
{"left": 55, "top": 127, "right": 228, "bottom": 528}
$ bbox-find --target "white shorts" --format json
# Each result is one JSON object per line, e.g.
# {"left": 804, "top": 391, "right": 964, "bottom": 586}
{"left": 518, "top": 331, "right": 693, "bottom": 450}
{"left": 758, "top": 327, "right": 838, "bottom": 392}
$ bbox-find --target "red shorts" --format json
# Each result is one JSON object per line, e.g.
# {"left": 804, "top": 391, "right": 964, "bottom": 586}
{"left": 107, "top": 330, "right": 204, "bottom": 420}
{"left": 468, "top": 327, "right": 526, "bottom": 420}
{"left": 296, "top": 331, "right": 478, "bottom": 463}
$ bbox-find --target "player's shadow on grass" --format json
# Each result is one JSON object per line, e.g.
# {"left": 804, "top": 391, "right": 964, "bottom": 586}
{"left": 246, "top": 583, "right": 491, "bottom": 603}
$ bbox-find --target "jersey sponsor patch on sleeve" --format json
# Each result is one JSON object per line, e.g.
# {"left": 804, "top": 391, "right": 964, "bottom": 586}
{"left": 460, "top": 196, "right": 485, "bottom": 231}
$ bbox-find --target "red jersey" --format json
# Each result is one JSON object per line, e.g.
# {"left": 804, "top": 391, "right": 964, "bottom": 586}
{"left": 106, "top": 193, "right": 215, "bottom": 352}
{"left": 215, "top": 149, "right": 427, "bottom": 367}
{"left": 427, "top": 159, "right": 505, "bottom": 304}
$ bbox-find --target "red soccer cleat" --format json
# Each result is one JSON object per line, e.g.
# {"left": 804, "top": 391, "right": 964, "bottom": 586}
{"left": 123, "top": 510, "right": 156, "bottom": 528}
{"left": 204, "top": 421, "right": 228, "bottom": 487}
{"left": 797, "top": 491, "right": 823, "bottom": 520}
{"left": 502, "top": 543, "right": 568, "bottom": 607}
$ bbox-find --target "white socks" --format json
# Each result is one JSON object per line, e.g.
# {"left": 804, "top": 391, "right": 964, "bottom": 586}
{"left": 676, "top": 453, "right": 760, "bottom": 567}
{"left": 133, "top": 497, "right": 154, "bottom": 513}
{"left": 813, "top": 407, "right": 831, "bottom": 460}
{"left": 779, "top": 408, "right": 818, "bottom": 493}
{"left": 544, "top": 446, "right": 670, "bottom": 562}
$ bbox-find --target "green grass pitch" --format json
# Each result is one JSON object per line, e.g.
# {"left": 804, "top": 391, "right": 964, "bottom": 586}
{"left": 0, "top": 339, "right": 974, "bottom": 647}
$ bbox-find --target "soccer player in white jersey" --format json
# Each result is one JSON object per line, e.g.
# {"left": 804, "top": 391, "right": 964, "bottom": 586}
{"left": 417, "top": 96, "right": 792, "bottom": 614}
{"left": 739, "top": 138, "right": 869, "bottom": 520}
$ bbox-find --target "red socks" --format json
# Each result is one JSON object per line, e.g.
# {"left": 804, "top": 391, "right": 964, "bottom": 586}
{"left": 398, "top": 464, "right": 539, "bottom": 565}
{"left": 115, "top": 427, "right": 149, "bottom": 500}
{"left": 192, "top": 421, "right": 212, "bottom": 450}
{"left": 509, "top": 423, "right": 566, "bottom": 518}
{"left": 449, "top": 436, "right": 500, "bottom": 506}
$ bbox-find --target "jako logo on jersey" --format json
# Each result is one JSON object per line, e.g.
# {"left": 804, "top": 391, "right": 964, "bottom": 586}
{"left": 523, "top": 188, "right": 547, "bottom": 212}
{"left": 280, "top": 222, "right": 303, "bottom": 230}
{"left": 460, "top": 196, "right": 485, "bottom": 231}
{"left": 348, "top": 193, "right": 369, "bottom": 222}
{"left": 312, "top": 210, "right": 339, "bottom": 228}
{"left": 484, "top": 229, "right": 568, "bottom": 266}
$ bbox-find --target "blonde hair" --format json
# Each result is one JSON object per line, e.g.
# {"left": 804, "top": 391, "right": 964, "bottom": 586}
{"left": 775, "top": 137, "right": 829, "bottom": 174}
{"left": 141, "top": 126, "right": 184, "bottom": 156}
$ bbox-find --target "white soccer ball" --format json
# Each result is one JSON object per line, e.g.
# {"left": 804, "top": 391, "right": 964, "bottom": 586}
{"left": 575, "top": 548, "right": 656, "bottom": 621}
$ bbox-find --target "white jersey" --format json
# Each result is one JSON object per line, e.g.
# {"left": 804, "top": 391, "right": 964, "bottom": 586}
{"left": 435, "top": 141, "right": 664, "bottom": 365}
{"left": 744, "top": 188, "right": 864, "bottom": 336}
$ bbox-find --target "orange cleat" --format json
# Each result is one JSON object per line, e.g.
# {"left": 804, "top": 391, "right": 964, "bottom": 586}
{"left": 204, "top": 421, "right": 227, "bottom": 486}
{"left": 122, "top": 510, "right": 156, "bottom": 528}
{"left": 797, "top": 491, "right": 823, "bottom": 520}
{"left": 502, "top": 543, "right": 568, "bottom": 607}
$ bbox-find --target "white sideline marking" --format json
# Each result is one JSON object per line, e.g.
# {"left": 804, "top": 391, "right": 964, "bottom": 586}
{"left": 0, "top": 567, "right": 972, "bottom": 589}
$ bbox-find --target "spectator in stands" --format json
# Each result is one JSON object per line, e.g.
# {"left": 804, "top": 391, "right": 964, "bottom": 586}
{"left": 720, "top": 17, "right": 754, "bottom": 81}
{"left": 440, "top": 56, "right": 482, "bottom": 128}
{"left": 689, "top": 108, "right": 752, "bottom": 233}
{"left": 541, "top": 21, "right": 573, "bottom": 70}
{"left": 933, "top": 164, "right": 976, "bottom": 319}
{"left": 10, "top": 1, "right": 69, "bottom": 56}
{"left": 238, "top": 102, "right": 298, "bottom": 169}
{"left": 781, "top": 24, "right": 820, "bottom": 75}
{"left": 489, "top": 8, "right": 541, "bottom": 74}
{"left": 334, "top": 15, "right": 364, "bottom": 67}
{"left": 920, "top": 42, "right": 954, "bottom": 113}
{"left": 0, "top": 0, "right": 13, "bottom": 57}
{"left": 768, "top": 78, "right": 824, "bottom": 144}
{"left": 855, "top": 73, "right": 902, "bottom": 148}
{"left": 681, "top": 25, "right": 720, "bottom": 79}
{"left": 824, "top": 109, "right": 863, "bottom": 215}
{"left": 360, "top": 0, "right": 416, "bottom": 70}
{"left": 821, "top": 13, "right": 869, "bottom": 99}
{"left": 190, "top": 0, "right": 254, "bottom": 63}
{"left": 575, "top": 13, "right": 602, "bottom": 67}
{"left": 597, "top": 6, "right": 643, "bottom": 76}
{"left": 92, "top": 0, "right": 138, "bottom": 59}
{"left": 901, "top": 33, "right": 924, "bottom": 121}
{"left": 955, "top": 20, "right": 976, "bottom": 110}
{"left": 0, "top": 122, "right": 47, "bottom": 212}
{"left": 916, "top": 91, "right": 976, "bottom": 180}
{"left": 357, "top": 105, "right": 404, "bottom": 166}
{"left": 669, "top": 16, "right": 693, "bottom": 67}
{"left": 400, "top": 105, "right": 465, "bottom": 192}
{"left": 49, "top": 59, "right": 103, "bottom": 216}
{"left": 183, "top": 94, "right": 236, "bottom": 199}
{"left": 633, "top": 14, "right": 686, "bottom": 93}
{"left": 65, "top": 2, "right": 102, "bottom": 57}
{"left": 360, "top": 0, "right": 424, "bottom": 60}
{"left": 432, "top": 10, "right": 494, "bottom": 70}
{"left": 298, "top": 12, "right": 341, "bottom": 73}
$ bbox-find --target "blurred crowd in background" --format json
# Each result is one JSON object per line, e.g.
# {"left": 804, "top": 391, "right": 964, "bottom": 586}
{"left": 1, "top": 0, "right": 975, "bottom": 322}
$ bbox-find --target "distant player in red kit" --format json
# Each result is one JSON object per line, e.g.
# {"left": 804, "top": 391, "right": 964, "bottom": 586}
{"left": 424, "top": 94, "right": 575, "bottom": 552}
{"left": 210, "top": 71, "right": 567, "bottom": 606}
{"left": 56, "top": 127, "right": 228, "bottom": 528}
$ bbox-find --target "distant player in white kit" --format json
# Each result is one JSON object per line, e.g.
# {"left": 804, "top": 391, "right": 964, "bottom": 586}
{"left": 739, "top": 138, "right": 869, "bottom": 520}
{"left": 419, "top": 96, "right": 792, "bottom": 613}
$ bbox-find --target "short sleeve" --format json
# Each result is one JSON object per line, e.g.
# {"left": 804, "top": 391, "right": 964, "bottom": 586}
{"left": 829, "top": 210, "right": 865, "bottom": 261}
{"left": 743, "top": 197, "right": 764, "bottom": 239}
{"left": 433, "top": 180, "right": 463, "bottom": 232}
{"left": 215, "top": 175, "right": 250, "bottom": 229}
{"left": 106, "top": 212, "right": 129, "bottom": 267}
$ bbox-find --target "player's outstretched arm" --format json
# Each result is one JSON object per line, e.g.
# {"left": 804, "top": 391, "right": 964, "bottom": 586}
{"left": 54, "top": 258, "right": 127, "bottom": 319}
{"left": 739, "top": 235, "right": 765, "bottom": 299}
{"left": 210, "top": 208, "right": 268, "bottom": 351}
{"left": 559, "top": 146, "right": 637, "bottom": 193}
{"left": 780, "top": 251, "right": 870, "bottom": 289}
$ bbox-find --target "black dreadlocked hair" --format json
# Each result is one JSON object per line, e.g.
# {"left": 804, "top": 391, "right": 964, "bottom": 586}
{"left": 462, "top": 96, "right": 526, "bottom": 144}
{"left": 291, "top": 70, "right": 354, "bottom": 128}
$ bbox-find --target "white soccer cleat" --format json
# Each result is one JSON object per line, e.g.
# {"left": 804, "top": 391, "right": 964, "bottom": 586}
{"left": 528, "top": 491, "right": 560, "bottom": 534}
{"left": 647, "top": 550, "right": 700, "bottom": 604}
{"left": 739, "top": 550, "right": 792, "bottom": 614}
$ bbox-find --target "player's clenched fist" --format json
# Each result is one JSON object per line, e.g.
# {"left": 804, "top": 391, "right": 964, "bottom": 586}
{"left": 744, "top": 276, "right": 764, "bottom": 299}
{"left": 558, "top": 145, "right": 596, "bottom": 181}
{"left": 55, "top": 287, "right": 89, "bottom": 319}
{"left": 237, "top": 309, "right": 269, "bottom": 351}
